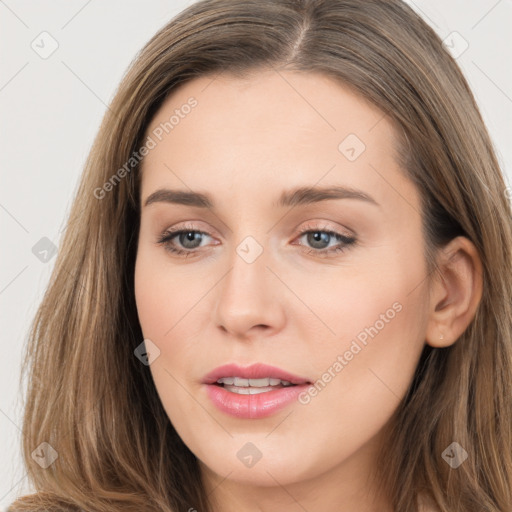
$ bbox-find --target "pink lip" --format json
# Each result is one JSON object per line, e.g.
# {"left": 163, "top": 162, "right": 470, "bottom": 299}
{"left": 202, "top": 363, "right": 312, "bottom": 419}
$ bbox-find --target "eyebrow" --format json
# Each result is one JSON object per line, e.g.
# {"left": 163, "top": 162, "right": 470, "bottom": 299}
{"left": 143, "top": 185, "right": 380, "bottom": 209}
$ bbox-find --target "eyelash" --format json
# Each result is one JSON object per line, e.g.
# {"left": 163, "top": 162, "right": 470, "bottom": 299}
{"left": 156, "top": 222, "right": 357, "bottom": 258}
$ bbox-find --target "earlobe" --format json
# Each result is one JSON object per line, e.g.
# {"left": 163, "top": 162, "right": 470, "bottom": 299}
{"left": 425, "top": 236, "right": 483, "bottom": 348}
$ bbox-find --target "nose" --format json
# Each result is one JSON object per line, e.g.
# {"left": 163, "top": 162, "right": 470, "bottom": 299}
{"left": 212, "top": 241, "right": 286, "bottom": 339}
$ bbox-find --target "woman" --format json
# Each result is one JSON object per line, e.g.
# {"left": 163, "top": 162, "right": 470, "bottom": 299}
{"left": 9, "top": 0, "right": 512, "bottom": 511}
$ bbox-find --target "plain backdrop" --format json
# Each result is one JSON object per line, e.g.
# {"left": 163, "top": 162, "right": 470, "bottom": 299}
{"left": 1, "top": 0, "right": 511, "bottom": 508}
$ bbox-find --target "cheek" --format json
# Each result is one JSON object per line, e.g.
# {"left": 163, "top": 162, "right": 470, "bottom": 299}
{"left": 295, "top": 247, "right": 426, "bottom": 387}
{"left": 295, "top": 264, "right": 428, "bottom": 441}
{"left": 134, "top": 247, "right": 209, "bottom": 395}
{"left": 286, "top": 255, "right": 427, "bottom": 372}
{"left": 134, "top": 247, "right": 204, "bottom": 340}
{"left": 134, "top": 265, "right": 170, "bottom": 340}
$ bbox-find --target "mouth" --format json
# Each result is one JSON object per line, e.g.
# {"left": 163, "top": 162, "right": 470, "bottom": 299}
{"left": 202, "top": 363, "right": 313, "bottom": 418}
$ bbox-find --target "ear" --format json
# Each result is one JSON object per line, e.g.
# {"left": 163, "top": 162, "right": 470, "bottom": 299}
{"left": 425, "top": 236, "right": 483, "bottom": 348}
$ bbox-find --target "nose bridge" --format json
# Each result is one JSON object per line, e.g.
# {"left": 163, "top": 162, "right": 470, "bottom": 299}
{"left": 213, "top": 231, "right": 284, "bottom": 336}
{"left": 222, "top": 233, "right": 270, "bottom": 309}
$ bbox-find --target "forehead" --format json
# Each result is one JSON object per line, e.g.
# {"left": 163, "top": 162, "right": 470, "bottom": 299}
{"left": 139, "top": 70, "right": 418, "bottom": 215}
{"left": 143, "top": 69, "right": 397, "bottom": 153}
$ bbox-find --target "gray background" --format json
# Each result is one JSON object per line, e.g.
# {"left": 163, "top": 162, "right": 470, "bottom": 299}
{"left": 1, "top": 0, "right": 511, "bottom": 507}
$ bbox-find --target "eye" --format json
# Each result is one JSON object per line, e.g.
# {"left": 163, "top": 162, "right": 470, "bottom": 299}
{"left": 293, "top": 223, "right": 357, "bottom": 257}
{"left": 156, "top": 224, "right": 214, "bottom": 257}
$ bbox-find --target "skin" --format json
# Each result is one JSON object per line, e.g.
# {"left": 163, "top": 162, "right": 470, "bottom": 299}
{"left": 134, "top": 69, "right": 483, "bottom": 512}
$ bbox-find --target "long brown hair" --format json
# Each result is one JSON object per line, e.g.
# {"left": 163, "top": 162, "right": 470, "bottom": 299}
{"left": 9, "top": 1, "right": 512, "bottom": 510}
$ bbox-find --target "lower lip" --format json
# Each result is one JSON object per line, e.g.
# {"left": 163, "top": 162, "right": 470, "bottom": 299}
{"left": 204, "top": 383, "right": 311, "bottom": 419}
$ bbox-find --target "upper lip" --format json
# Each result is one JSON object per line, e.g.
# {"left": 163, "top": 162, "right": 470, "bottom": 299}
{"left": 202, "top": 363, "right": 311, "bottom": 385}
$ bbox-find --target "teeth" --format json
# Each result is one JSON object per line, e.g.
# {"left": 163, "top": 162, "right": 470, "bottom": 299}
{"left": 217, "top": 377, "right": 234, "bottom": 385}
{"left": 216, "top": 377, "right": 295, "bottom": 387}
{"left": 224, "top": 385, "right": 276, "bottom": 394}
{"left": 249, "top": 378, "right": 272, "bottom": 387}
{"left": 234, "top": 377, "right": 249, "bottom": 387}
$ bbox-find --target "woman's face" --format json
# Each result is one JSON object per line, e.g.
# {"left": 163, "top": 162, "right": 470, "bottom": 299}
{"left": 134, "top": 69, "right": 431, "bottom": 500}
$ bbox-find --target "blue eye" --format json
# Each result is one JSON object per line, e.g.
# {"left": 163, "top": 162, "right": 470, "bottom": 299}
{"left": 157, "top": 228, "right": 211, "bottom": 257}
{"left": 156, "top": 224, "right": 357, "bottom": 258}
{"left": 296, "top": 229, "right": 356, "bottom": 256}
